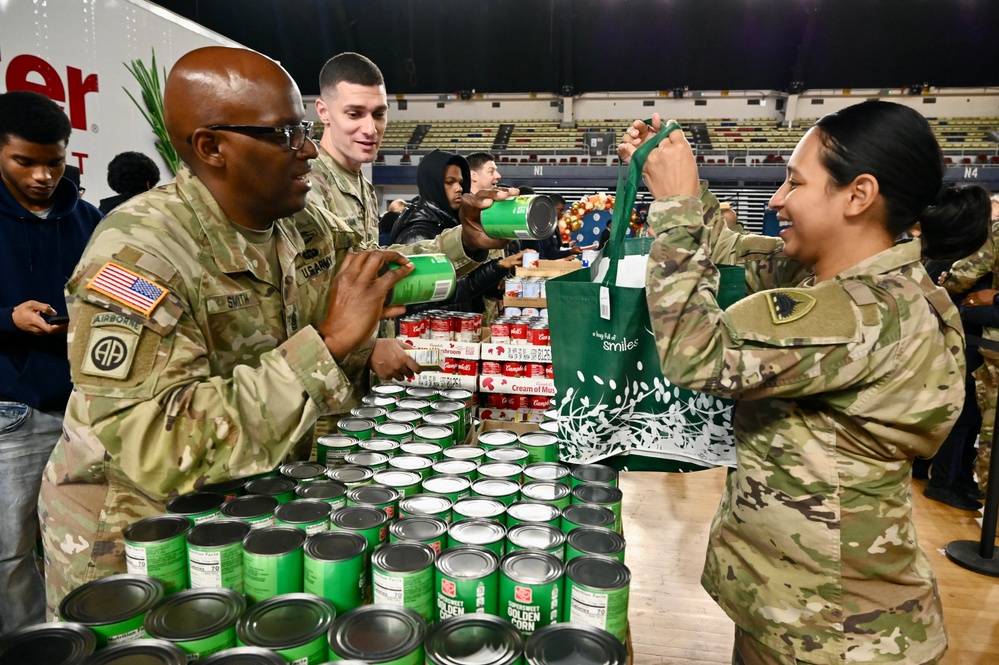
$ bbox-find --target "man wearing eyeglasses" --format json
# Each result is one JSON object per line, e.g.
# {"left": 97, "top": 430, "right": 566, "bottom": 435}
{"left": 37, "top": 46, "right": 512, "bottom": 612}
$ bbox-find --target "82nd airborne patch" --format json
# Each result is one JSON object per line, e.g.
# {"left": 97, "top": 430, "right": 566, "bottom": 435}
{"left": 767, "top": 290, "right": 817, "bottom": 324}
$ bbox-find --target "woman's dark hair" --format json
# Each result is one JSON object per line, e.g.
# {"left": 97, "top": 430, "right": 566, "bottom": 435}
{"left": 107, "top": 151, "right": 161, "bottom": 195}
{"left": 814, "top": 101, "right": 989, "bottom": 261}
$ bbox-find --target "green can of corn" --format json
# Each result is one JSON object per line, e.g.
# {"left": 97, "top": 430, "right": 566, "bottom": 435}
{"left": 426, "top": 613, "right": 523, "bottom": 665}
{"left": 562, "top": 555, "right": 631, "bottom": 643}
{"left": 448, "top": 518, "right": 507, "bottom": 558}
{"left": 385, "top": 254, "right": 456, "bottom": 307}
{"left": 274, "top": 499, "right": 332, "bottom": 536}
{"left": 506, "top": 523, "right": 566, "bottom": 561}
{"left": 360, "top": 437, "right": 401, "bottom": 457}
{"left": 438, "top": 388, "right": 474, "bottom": 432}
{"left": 124, "top": 514, "right": 191, "bottom": 595}
{"left": 201, "top": 477, "right": 249, "bottom": 502}
{"left": 303, "top": 530, "right": 368, "bottom": 614}
{"left": 371, "top": 541, "right": 437, "bottom": 623}
{"left": 327, "top": 605, "right": 425, "bottom": 664}
{"left": 519, "top": 481, "right": 572, "bottom": 512}
{"left": 375, "top": 421, "right": 415, "bottom": 443}
{"left": 389, "top": 515, "right": 449, "bottom": 554}
{"left": 517, "top": 432, "right": 560, "bottom": 465}
{"left": 506, "top": 501, "right": 562, "bottom": 530}
{"left": 499, "top": 550, "right": 563, "bottom": 635}
{"left": 198, "top": 646, "right": 287, "bottom": 664}
{"left": 434, "top": 545, "right": 500, "bottom": 621}
{"left": 344, "top": 450, "right": 391, "bottom": 472}
{"left": 477, "top": 461, "right": 524, "bottom": 484}
{"left": 480, "top": 195, "right": 558, "bottom": 240}
{"left": 143, "top": 587, "right": 245, "bottom": 658}
{"left": 365, "top": 393, "right": 400, "bottom": 410}
{"left": 405, "top": 386, "right": 440, "bottom": 401}
{"left": 477, "top": 429, "right": 519, "bottom": 451}
{"left": 351, "top": 405, "right": 388, "bottom": 424}
{"left": 186, "top": 519, "right": 251, "bottom": 592}
{"left": 471, "top": 478, "right": 520, "bottom": 507}
{"left": 372, "top": 383, "right": 408, "bottom": 399}
{"left": 0, "top": 622, "right": 96, "bottom": 665}
{"left": 524, "top": 623, "right": 627, "bottom": 665}
{"left": 522, "top": 463, "right": 570, "bottom": 485}
{"left": 560, "top": 503, "right": 616, "bottom": 534}
{"left": 396, "top": 397, "right": 432, "bottom": 414}
{"left": 398, "top": 493, "right": 454, "bottom": 523}
{"left": 317, "top": 434, "right": 359, "bottom": 466}
{"left": 294, "top": 479, "right": 348, "bottom": 508}
{"left": 236, "top": 593, "right": 335, "bottom": 665}
{"left": 572, "top": 483, "right": 623, "bottom": 533}
{"left": 423, "top": 412, "right": 461, "bottom": 448}
{"left": 442, "top": 445, "right": 486, "bottom": 463}
{"left": 242, "top": 526, "right": 306, "bottom": 603}
{"left": 165, "top": 492, "right": 225, "bottom": 525}
{"left": 387, "top": 408, "right": 424, "bottom": 429}
{"left": 452, "top": 496, "right": 507, "bottom": 525}
{"left": 388, "top": 454, "right": 435, "bottom": 480}
{"left": 244, "top": 476, "right": 298, "bottom": 504}
{"left": 399, "top": 440, "right": 442, "bottom": 461}
{"left": 569, "top": 463, "right": 619, "bottom": 488}
{"left": 80, "top": 639, "right": 186, "bottom": 664}
{"left": 58, "top": 574, "right": 164, "bottom": 648}
{"left": 346, "top": 483, "right": 401, "bottom": 520}
{"left": 422, "top": 474, "right": 472, "bottom": 503}
{"left": 414, "top": 424, "right": 454, "bottom": 449}
{"left": 219, "top": 494, "right": 280, "bottom": 529}
{"left": 325, "top": 464, "right": 375, "bottom": 488}
{"left": 486, "top": 447, "right": 531, "bottom": 465}
{"left": 279, "top": 461, "right": 328, "bottom": 484}
{"left": 373, "top": 469, "right": 425, "bottom": 499}
{"left": 329, "top": 504, "right": 389, "bottom": 554}
{"left": 432, "top": 459, "right": 479, "bottom": 482}
{"left": 338, "top": 417, "right": 376, "bottom": 441}
{"left": 564, "top": 526, "right": 626, "bottom": 563}
{"left": 429, "top": 400, "right": 466, "bottom": 443}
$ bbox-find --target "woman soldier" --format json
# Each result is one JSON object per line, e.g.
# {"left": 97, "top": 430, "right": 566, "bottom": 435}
{"left": 620, "top": 101, "right": 991, "bottom": 664}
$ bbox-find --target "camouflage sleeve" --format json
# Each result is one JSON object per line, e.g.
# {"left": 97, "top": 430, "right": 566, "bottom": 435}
{"left": 943, "top": 220, "right": 999, "bottom": 294}
{"left": 646, "top": 195, "right": 897, "bottom": 401}
{"left": 363, "top": 226, "right": 481, "bottom": 277}
{"left": 65, "top": 254, "right": 352, "bottom": 499}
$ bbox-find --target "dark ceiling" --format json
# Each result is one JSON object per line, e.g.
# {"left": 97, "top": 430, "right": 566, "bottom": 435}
{"left": 150, "top": 0, "right": 999, "bottom": 97}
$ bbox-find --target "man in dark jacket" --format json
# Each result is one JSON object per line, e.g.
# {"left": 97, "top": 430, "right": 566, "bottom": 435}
{"left": 0, "top": 91, "right": 102, "bottom": 635}
{"left": 392, "top": 150, "right": 521, "bottom": 315}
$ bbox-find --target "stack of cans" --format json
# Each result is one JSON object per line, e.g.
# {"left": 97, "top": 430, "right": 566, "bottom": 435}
{"left": 489, "top": 316, "right": 549, "bottom": 346}
{"left": 398, "top": 310, "right": 483, "bottom": 343}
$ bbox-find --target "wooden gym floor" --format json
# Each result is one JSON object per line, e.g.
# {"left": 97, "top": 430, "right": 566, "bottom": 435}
{"left": 621, "top": 468, "right": 999, "bottom": 665}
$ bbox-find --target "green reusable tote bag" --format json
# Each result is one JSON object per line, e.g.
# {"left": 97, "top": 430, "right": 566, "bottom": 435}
{"left": 546, "top": 122, "right": 743, "bottom": 472}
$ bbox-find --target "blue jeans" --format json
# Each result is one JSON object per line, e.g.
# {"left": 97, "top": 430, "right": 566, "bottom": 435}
{"left": 0, "top": 402, "right": 62, "bottom": 636}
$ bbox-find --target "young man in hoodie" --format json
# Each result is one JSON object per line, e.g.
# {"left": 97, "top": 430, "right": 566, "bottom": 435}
{"left": 0, "top": 90, "right": 102, "bottom": 635}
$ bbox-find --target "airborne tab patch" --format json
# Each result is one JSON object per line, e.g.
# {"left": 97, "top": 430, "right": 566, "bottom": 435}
{"left": 767, "top": 290, "right": 817, "bottom": 324}
{"left": 87, "top": 262, "right": 169, "bottom": 317}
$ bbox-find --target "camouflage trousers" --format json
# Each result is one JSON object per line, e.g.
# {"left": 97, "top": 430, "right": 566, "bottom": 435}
{"left": 973, "top": 356, "right": 998, "bottom": 492}
{"left": 731, "top": 627, "right": 943, "bottom": 665}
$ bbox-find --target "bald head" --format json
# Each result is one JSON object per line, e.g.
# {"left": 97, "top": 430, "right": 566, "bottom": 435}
{"left": 164, "top": 47, "right": 302, "bottom": 167}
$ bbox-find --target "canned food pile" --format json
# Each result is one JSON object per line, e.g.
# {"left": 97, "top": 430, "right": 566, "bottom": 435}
{"left": 399, "top": 309, "right": 485, "bottom": 343}
{"left": 10, "top": 410, "right": 631, "bottom": 664}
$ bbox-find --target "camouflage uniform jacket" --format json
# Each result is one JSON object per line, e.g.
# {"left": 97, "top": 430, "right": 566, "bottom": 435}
{"left": 39, "top": 166, "right": 373, "bottom": 606}
{"left": 309, "top": 147, "right": 379, "bottom": 246}
{"left": 943, "top": 219, "right": 999, "bottom": 357}
{"left": 646, "top": 189, "right": 961, "bottom": 664}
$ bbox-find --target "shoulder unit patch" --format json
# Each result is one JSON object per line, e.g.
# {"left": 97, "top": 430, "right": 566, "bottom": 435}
{"left": 767, "top": 289, "right": 817, "bottom": 324}
{"left": 87, "top": 262, "right": 169, "bottom": 317}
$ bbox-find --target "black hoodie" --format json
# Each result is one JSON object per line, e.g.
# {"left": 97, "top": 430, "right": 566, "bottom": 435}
{"left": 390, "top": 150, "right": 509, "bottom": 315}
{"left": 0, "top": 175, "right": 103, "bottom": 409}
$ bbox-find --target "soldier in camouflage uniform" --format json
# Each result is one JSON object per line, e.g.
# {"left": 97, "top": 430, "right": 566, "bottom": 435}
{"left": 622, "top": 102, "right": 990, "bottom": 663}
{"left": 942, "top": 199, "right": 999, "bottom": 494}
{"left": 36, "top": 46, "right": 512, "bottom": 616}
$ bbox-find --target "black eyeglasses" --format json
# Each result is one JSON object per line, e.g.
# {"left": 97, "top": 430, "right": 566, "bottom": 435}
{"left": 199, "top": 121, "right": 316, "bottom": 151}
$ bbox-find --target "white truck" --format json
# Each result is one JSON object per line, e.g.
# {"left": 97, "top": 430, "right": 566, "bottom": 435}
{"left": 0, "top": 0, "right": 241, "bottom": 203}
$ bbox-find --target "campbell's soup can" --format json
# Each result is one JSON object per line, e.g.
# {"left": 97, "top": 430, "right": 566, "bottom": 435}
{"left": 509, "top": 321, "right": 528, "bottom": 344}
{"left": 398, "top": 316, "right": 425, "bottom": 339}
{"left": 457, "top": 359, "right": 478, "bottom": 376}
{"left": 526, "top": 363, "right": 546, "bottom": 378}
{"left": 527, "top": 324, "right": 550, "bottom": 346}
{"left": 508, "top": 395, "right": 530, "bottom": 411}
{"left": 430, "top": 314, "right": 454, "bottom": 341}
{"left": 490, "top": 321, "right": 511, "bottom": 344}
{"left": 385, "top": 254, "right": 456, "bottom": 307}
{"left": 529, "top": 396, "right": 551, "bottom": 410}
{"left": 441, "top": 356, "right": 460, "bottom": 374}
{"left": 486, "top": 393, "right": 509, "bottom": 409}
{"left": 480, "top": 195, "right": 558, "bottom": 240}
{"left": 481, "top": 361, "right": 503, "bottom": 376}
{"left": 502, "top": 362, "right": 524, "bottom": 378}
{"left": 545, "top": 364, "right": 554, "bottom": 380}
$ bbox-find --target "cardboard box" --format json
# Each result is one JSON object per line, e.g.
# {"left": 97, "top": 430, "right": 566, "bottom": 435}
{"left": 515, "top": 260, "right": 583, "bottom": 278}
{"left": 401, "top": 338, "right": 480, "bottom": 359}
{"left": 477, "top": 407, "right": 548, "bottom": 423}
{"left": 480, "top": 342, "right": 552, "bottom": 364}
{"left": 503, "top": 296, "right": 547, "bottom": 309}
{"left": 474, "top": 418, "right": 541, "bottom": 443}
{"left": 478, "top": 375, "right": 556, "bottom": 396}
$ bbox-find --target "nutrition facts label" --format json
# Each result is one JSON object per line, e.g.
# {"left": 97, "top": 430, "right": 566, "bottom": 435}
{"left": 569, "top": 587, "right": 609, "bottom": 630}
{"left": 124, "top": 543, "right": 147, "bottom": 575}
{"left": 189, "top": 549, "right": 223, "bottom": 588}
{"left": 373, "top": 571, "right": 404, "bottom": 604}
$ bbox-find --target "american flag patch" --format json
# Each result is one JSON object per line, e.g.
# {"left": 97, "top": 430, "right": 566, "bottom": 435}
{"left": 87, "top": 262, "right": 168, "bottom": 316}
